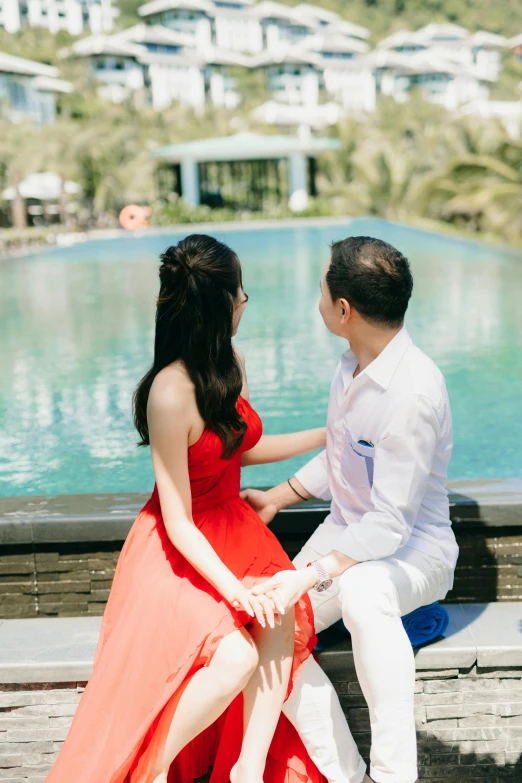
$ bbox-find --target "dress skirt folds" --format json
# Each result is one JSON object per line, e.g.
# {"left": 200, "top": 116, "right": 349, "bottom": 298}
{"left": 45, "top": 396, "right": 326, "bottom": 783}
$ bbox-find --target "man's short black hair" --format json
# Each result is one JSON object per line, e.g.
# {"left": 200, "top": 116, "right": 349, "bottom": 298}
{"left": 326, "top": 236, "right": 413, "bottom": 328}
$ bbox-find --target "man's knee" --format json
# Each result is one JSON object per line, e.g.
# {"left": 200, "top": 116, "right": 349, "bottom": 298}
{"left": 339, "top": 564, "right": 400, "bottom": 631}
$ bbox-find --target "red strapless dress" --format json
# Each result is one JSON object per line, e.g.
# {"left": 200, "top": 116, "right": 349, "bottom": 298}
{"left": 46, "top": 396, "right": 325, "bottom": 783}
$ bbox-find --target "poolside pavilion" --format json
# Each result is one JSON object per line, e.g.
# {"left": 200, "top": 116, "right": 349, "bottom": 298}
{"left": 152, "top": 131, "right": 341, "bottom": 211}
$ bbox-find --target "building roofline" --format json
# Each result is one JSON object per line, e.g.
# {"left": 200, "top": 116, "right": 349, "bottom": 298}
{"left": 0, "top": 51, "right": 59, "bottom": 78}
{"left": 152, "top": 131, "right": 341, "bottom": 162}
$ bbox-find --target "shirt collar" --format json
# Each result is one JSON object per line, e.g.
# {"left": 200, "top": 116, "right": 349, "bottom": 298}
{"left": 340, "top": 326, "right": 412, "bottom": 391}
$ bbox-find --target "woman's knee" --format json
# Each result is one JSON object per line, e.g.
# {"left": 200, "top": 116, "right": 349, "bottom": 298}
{"left": 215, "top": 629, "right": 259, "bottom": 690}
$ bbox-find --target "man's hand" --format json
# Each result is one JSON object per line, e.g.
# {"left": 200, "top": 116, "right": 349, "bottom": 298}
{"left": 251, "top": 568, "right": 317, "bottom": 613}
{"left": 240, "top": 488, "right": 279, "bottom": 525}
{"left": 241, "top": 477, "right": 312, "bottom": 525}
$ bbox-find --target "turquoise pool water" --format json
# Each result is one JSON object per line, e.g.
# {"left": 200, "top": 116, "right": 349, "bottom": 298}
{"left": 1, "top": 218, "right": 521, "bottom": 497}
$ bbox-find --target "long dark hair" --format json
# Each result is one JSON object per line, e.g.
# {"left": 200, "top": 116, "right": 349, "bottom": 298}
{"left": 133, "top": 234, "right": 247, "bottom": 459}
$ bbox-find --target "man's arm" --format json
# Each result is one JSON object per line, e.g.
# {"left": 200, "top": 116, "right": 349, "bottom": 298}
{"left": 252, "top": 394, "right": 441, "bottom": 608}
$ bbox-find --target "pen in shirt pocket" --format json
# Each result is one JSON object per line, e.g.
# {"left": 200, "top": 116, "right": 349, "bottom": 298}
{"left": 357, "top": 439, "right": 374, "bottom": 487}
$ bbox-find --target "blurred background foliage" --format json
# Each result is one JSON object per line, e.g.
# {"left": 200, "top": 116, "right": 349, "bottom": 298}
{"left": 0, "top": 2, "right": 522, "bottom": 246}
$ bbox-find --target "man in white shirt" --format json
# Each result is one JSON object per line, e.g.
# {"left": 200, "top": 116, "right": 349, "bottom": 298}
{"left": 242, "top": 236, "right": 459, "bottom": 783}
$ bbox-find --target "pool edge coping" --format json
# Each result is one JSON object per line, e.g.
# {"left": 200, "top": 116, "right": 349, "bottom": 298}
{"left": 0, "top": 477, "right": 521, "bottom": 545}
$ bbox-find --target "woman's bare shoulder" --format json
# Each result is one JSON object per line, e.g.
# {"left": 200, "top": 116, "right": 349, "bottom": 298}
{"left": 148, "top": 363, "right": 196, "bottom": 419}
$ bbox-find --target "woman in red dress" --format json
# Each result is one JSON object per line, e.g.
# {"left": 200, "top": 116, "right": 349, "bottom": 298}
{"left": 46, "top": 234, "right": 327, "bottom": 783}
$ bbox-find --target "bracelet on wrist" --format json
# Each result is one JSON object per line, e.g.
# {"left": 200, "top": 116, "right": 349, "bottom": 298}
{"left": 287, "top": 478, "right": 308, "bottom": 502}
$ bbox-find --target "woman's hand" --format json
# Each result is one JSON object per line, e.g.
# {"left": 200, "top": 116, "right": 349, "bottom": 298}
{"left": 222, "top": 578, "right": 280, "bottom": 629}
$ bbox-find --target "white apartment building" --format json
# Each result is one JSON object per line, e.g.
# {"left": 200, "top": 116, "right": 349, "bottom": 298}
{"left": 302, "top": 29, "right": 369, "bottom": 59}
{"left": 372, "top": 51, "right": 490, "bottom": 111}
{"left": 0, "top": 50, "right": 72, "bottom": 123}
{"left": 251, "top": 2, "right": 317, "bottom": 50}
{"left": 321, "top": 58, "right": 376, "bottom": 113}
{"left": 56, "top": 2, "right": 506, "bottom": 120}
{"left": 212, "top": 0, "right": 263, "bottom": 53}
{"left": 378, "top": 24, "right": 507, "bottom": 82}
{"left": 0, "top": 0, "right": 117, "bottom": 35}
{"left": 252, "top": 48, "right": 322, "bottom": 107}
{"left": 460, "top": 99, "right": 522, "bottom": 139}
{"left": 65, "top": 27, "right": 245, "bottom": 110}
{"left": 294, "top": 4, "right": 369, "bottom": 43}
{"left": 137, "top": 0, "right": 371, "bottom": 55}
{"left": 138, "top": 0, "right": 215, "bottom": 49}
{"left": 0, "top": 0, "right": 21, "bottom": 32}
{"left": 252, "top": 99, "right": 342, "bottom": 128}
{"left": 65, "top": 36, "right": 147, "bottom": 104}
{"left": 296, "top": 30, "right": 374, "bottom": 113}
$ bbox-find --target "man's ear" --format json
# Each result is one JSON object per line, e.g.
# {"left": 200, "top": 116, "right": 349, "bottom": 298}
{"left": 339, "top": 298, "right": 351, "bottom": 324}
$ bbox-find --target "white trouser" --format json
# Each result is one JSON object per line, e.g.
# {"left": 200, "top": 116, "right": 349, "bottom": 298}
{"left": 282, "top": 531, "right": 451, "bottom": 783}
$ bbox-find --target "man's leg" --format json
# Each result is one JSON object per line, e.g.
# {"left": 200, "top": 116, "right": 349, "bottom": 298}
{"left": 282, "top": 543, "right": 367, "bottom": 783}
{"left": 339, "top": 547, "right": 450, "bottom": 783}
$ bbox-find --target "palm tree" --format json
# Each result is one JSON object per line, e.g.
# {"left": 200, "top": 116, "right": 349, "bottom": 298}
{"left": 0, "top": 124, "right": 49, "bottom": 229}
{"left": 413, "top": 122, "right": 522, "bottom": 241}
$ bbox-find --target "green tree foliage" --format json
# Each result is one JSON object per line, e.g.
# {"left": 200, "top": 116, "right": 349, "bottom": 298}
{"left": 280, "top": 0, "right": 522, "bottom": 40}
{"left": 318, "top": 97, "right": 522, "bottom": 244}
{"left": 109, "top": 0, "right": 522, "bottom": 38}
{"left": 0, "top": 29, "right": 75, "bottom": 65}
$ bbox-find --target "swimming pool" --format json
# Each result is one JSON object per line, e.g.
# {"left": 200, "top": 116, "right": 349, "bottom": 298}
{"left": 1, "top": 217, "right": 521, "bottom": 496}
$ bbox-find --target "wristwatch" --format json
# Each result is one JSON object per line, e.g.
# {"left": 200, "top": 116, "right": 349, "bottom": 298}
{"left": 307, "top": 560, "right": 333, "bottom": 592}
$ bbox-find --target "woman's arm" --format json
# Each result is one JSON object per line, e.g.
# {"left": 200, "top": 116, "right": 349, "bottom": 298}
{"left": 233, "top": 346, "right": 326, "bottom": 466}
{"left": 241, "top": 428, "right": 326, "bottom": 466}
{"left": 148, "top": 368, "right": 275, "bottom": 626}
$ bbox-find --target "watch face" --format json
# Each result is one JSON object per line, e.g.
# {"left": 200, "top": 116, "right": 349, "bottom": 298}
{"left": 315, "top": 579, "right": 333, "bottom": 592}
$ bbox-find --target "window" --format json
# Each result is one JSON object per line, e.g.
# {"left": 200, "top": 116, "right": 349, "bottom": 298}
{"left": 145, "top": 43, "right": 180, "bottom": 54}
{"left": 323, "top": 51, "right": 353, "bottom": 59}
{"left": 8, "top": 80, "right": 28, "bottom": 110}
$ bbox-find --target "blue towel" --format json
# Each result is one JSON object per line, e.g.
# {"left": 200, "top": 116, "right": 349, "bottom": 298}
{"left": 315, "top": 601, "right": 449, "bottom": 652}
{"left": 400, "top": 601, "right": 450, "bottom": 647}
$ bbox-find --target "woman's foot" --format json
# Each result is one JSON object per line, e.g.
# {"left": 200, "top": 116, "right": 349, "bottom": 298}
{"left": 230, "top": 759, "right": 263, "bottom": 783}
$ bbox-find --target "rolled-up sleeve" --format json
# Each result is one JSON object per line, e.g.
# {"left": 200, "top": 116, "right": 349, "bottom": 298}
{"left": 335, "top": 394, "right": 441, "bottom": 562}
{"left": 294, "top": 449, "right": 332, "bottom": 501}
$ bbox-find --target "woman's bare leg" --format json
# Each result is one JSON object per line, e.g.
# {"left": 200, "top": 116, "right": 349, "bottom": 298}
{"left": 150, "top": 627, "right": 259, "bottom": 782}
{"left": 231, "top": 608, "right": 295, "bottom": 783}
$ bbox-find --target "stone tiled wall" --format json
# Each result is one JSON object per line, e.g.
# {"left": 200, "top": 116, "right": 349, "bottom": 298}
{"left": 0, "top": 544, "right": 117, "bottom": 619}
{"left": 326, "top": 664, "right": 522, "bottom": 781}
{"left": 1, "top": 668, "right": 521, "bottom": 781}
{"left": 0, "top": 681, "right": 85, "bottom": 782}
{"left": 1, "top": 528, "right": 522, "bottom": 619}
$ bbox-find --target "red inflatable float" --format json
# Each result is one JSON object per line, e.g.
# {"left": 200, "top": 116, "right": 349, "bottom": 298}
{"left": 119, "top": 205, "right": 152, "bottom": 230}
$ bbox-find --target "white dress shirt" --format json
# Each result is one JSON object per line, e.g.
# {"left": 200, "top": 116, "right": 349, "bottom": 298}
{"left": 295, "top": 327, "right": 458, "bottom": 586}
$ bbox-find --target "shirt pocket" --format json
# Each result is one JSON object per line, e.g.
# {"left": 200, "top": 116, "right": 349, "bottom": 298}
{"left": 341, "top": 426, "right": 375, "bottom": 490}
